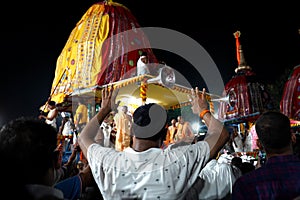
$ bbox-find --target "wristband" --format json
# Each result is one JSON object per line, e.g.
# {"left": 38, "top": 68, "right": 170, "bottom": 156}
{"left": 200, "top": 109, "right": 210, "bottom": 119}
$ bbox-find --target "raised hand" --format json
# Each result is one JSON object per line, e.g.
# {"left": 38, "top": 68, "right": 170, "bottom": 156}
{"left": 189, "top": 87, "right": 209, "bottom": 115}
{"left": 101, "top": 86, "right": 119, "bottom": 112}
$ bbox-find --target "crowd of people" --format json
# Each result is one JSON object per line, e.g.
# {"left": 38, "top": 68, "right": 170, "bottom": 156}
{"left": 1, "top": 83, "right": 300, "bottom": 199}
{"left": 1, "top": 5, "right": 297, "bottom": 192}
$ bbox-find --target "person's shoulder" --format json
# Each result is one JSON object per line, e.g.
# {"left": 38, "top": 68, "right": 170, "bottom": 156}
{"left": 234, "top": 166, "right": 259, "bottom": 185}
{"left": 89, "top": 143, "right": 118, "bottom": 153}
{"left": 194, "top": 140, "right": 209, "bottom": 147}
{"left": 25, "top": 184, "right": 65, "bottom": 200}
{"left": 169, "top": 140, "right": 209, "bottom": 151}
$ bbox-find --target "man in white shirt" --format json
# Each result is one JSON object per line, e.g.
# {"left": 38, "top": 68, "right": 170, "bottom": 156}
{"left": 39, "top": 100, "right": 59, "bottom": 130}
{"left": 78, "top": 87, "right": 229, "bottom": 199}
{"left": 136, "top": 52, "right": 150, "bottom": 76}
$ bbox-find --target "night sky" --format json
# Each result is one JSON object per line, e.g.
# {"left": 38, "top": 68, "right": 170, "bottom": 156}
{"left": 1, "top": 0, "right": 300, "bottom": 126}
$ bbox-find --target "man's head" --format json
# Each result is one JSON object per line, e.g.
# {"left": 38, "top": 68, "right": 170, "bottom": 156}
{"left": 48, "top": 100, "right": 56, "bottom": 109}
{"left": 0, "top": 117, "right": 58, "bottom": 187}
{"left": 231, "top": 156, "right": 242, "bottom": 168}
{"left": 132, "top": 103, "right": 167, "bottom": 142}
{"left": 61, "top": 111, "right": 71, "bottom": 119}
{"left": 177, "top": 116, "right": 184, "bottom": 124}
{"left": 121, "top": 105, "right": 128, "bottom": 113}
{"left": 171, "top": 118, "right": 176, "bottom": 125}
{"left": 139, "top": 52, "right": 148, "bottom": 64}
{"left": 255, "top": 111, "right": 292, "bottom": 154}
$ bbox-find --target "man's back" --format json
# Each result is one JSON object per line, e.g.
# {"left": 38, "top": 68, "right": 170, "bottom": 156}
{"left": 78, "top": 87, "right": 230, "bottom": 200}
{"left": 232, "top": 111, "right": 300, "bottom": 200}
{"left": 232, "top": 154, "right": 300, "bottom": 199}
{"left": 87, "top": 141, "right": 210, "bottom": 199}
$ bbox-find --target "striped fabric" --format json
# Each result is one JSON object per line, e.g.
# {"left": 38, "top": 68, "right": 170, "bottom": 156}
{"left": 49, "top": 1, "right": 157, "bottom": 104}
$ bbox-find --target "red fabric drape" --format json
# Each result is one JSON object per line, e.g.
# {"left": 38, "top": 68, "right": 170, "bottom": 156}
{"left": 97, "top": 3, "right": 158, "bottom": 85}
{"left": 280, "top": 65, "right": 300, "bottom": 119}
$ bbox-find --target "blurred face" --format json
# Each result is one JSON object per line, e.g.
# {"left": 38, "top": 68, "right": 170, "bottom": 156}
{"left": 141, "top": 56, "right": 148, "bottom": 64}
{"left": 177, "top": 116, "right": 183, "bottom": 123}
{"left": 122, "top": 106, "right": 128, "bottom": 113}
{"left": 48, "top": 104, "right": 55, "bottom": 110}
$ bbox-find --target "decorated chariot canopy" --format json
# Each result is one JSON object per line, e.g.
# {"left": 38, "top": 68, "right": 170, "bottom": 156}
{"left": 43, "top": 0, "right": 219, "bottom": 114}
{"left": 280, "top": 64, "right": 300, "bottom": 120}
{"left": 218, "top": 31, "right": 272, "bottom": 124}
{"left": 47, "top": 0, "right": 158, "bottom": 107}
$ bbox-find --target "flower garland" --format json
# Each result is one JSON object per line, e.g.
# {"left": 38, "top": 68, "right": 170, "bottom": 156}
{"left": 140, "top": 80, "right": 148, "bottom": 105}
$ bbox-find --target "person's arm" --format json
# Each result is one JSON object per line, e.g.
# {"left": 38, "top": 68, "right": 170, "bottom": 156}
{"left": 190, "top": 87, "right": 229, "bottom": 159}
{"left": 64, "top": 142, "right": 80, "bottom": 168}
{"left": 48, "top": 108, "right": 58, "bottom": 120}
{"left": 57, "top": 118, "right": 67, "bottom": 135}
{"left": 202, "top": 110, "right": 229, "bottom": 159}
{"left": 39, "top": 108, "right": 58, "bottom": 121}
{"left": 78, "top": 87, "right": 118, "bottom": 158}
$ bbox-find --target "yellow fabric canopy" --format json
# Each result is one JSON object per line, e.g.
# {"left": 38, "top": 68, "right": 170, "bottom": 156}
{"left": 48, "top": 1, "right": 157, "bottom": 105}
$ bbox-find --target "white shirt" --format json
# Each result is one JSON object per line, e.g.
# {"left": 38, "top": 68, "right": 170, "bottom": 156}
{"left": 62, "top": 120, "right": 73, "bottom": 136}
{"left": 232, "top": 133, "right": 244, "bottom": 152}
{"left": 45, "top": 108, "right": 57, "bottom": 129}
{"left": 87, "top": 141, "right": 210, "bottom": 200}
{"left": 198, "top": 159, "right": 242, "bottom": 199}
{"left": 137, "top": 57, "right": 150, "bottom": 76}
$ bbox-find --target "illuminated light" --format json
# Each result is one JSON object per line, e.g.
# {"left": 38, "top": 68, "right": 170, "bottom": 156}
{"left": 117, "top": 96, "right": 162, "bottom": 114}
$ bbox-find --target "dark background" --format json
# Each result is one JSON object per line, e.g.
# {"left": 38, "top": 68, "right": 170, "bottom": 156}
{"left": 1, "top": 0, "right": 300, "bottom": 126}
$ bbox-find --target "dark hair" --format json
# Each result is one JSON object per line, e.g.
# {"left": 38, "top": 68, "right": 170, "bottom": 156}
{"left": 132, "top": 103, "right": 168, "bottom": 141}
{"left": 48, "top": 100, "right": 56, "bottom": 106}
{"left": 239, "top": 162, "right": 255, "bottom": 175}
{"left": 0, "top": 117, "right": 57, "bottom": 187}
{"left": 255, "top": 111, "right": 291, "bottom": 153}
{"left": 231, "top": 157, "right": 242, "bottom": 168}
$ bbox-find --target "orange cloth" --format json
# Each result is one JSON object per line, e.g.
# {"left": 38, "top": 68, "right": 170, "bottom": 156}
{"left": 164, "top": 125, "right": 177, "bottom": 145}
{"left": 175, "top": 122, "right": 194, "bottom": 143}
{"left": 114, "top": 111, "right": 132, "bottom": 151}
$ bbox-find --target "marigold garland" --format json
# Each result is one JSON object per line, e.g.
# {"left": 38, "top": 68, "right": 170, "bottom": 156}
{"left": 140, "top": 81, "right": 148, "bottom": 104}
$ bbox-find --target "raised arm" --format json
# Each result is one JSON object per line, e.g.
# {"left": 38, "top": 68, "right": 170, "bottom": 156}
{"left": 78, "top": 86, "right": 118, "bottom": 158}
{"left": 190, "top": 87, "right": 229, "bottom": 159}
{"left": 38, "top": 107, "right": 58, "bottom": 121}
